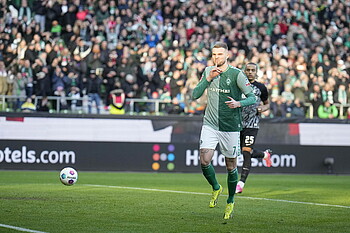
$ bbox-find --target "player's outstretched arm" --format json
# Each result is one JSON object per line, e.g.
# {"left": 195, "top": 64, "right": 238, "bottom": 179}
{"left": 240, "top": 92, "right": 256, "bottom": 107}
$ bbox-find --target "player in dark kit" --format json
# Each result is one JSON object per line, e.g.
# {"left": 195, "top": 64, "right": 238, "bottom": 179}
{"left": 236, "top": 62, "right": 272, "bottom": 194}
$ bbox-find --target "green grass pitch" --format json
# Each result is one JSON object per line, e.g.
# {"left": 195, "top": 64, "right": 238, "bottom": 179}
{"left": 0, "top": 171, "right": 349, "bottom": 233}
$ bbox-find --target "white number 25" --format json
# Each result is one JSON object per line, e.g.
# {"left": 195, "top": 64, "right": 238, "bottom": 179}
{"left": 244, "top": 136, "right": 255, "bottom": 146}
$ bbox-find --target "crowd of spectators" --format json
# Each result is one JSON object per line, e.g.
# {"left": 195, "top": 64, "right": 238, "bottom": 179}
{"left": 0, "top": 0, "right": 349, "bottom": 118}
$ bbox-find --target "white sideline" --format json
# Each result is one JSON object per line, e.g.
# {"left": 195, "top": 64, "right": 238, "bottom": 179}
{"left": 83, "top": 184, "right": 350, "bottom": 209}
{"left": 0, "top": 224, "right": 48, "bottom": 233}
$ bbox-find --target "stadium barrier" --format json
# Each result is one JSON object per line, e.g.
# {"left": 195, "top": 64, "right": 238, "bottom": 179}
{"left": 0, "top": 113, "right": 349, "bottom": 174}
{"left": 1, "top": 95, "right": 350, "bottom": 118}
{"left": 0, "top": 95, "right": 177, "bottom": 115}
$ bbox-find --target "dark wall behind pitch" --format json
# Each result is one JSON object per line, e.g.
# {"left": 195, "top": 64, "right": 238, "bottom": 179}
{"left": 0, "top": 113, "right": 349, "bottom": 174}
{"left": 0, "top": 140, "right": 348, "bottom": 174}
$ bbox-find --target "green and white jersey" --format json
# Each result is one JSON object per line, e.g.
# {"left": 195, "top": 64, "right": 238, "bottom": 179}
{"left": 193, "top": 65, "right": 255, "bottom": 132}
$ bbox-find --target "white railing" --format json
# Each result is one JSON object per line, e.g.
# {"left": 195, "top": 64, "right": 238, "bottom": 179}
{"left": 304, "top": 102, "right": 349, "bottom": 119}
{"left": 0, "top": 95, "right": 177, "bottom": 115}
{"left": 0, "top": 95, "right": 349, "bottom": 118}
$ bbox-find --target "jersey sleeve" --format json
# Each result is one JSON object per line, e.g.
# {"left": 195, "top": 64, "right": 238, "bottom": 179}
{"left": 192, "top": 67, "right": 210, "bottom": 99}
{"left": 237, "top": 71, "right": 256, "bottom": 107}
{"left": 237, "top": 71, "right": 253, "bottom": 95}
{"left": 260, "top": 83, "right": 269, "bottom": 102}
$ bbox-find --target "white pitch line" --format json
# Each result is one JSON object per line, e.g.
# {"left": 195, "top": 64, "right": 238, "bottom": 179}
{"left": 237, "top": 196, "right": 350, "bottom": 209}
{"left": 83, "top": 184, "right": 350, "bottom": 209}
{"left": 0, "top": 224, "right": 48, "bottom": 233}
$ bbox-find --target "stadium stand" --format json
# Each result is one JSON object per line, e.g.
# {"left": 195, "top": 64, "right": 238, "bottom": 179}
{"left": 0, "top": 0, "right": 349, "bottom": 118}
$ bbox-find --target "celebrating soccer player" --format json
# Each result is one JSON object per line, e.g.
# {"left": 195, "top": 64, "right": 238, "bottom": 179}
{"left": 192, "top": 42, "right": 256, "bottom": 219}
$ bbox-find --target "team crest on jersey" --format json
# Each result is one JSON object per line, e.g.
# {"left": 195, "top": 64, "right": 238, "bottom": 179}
{"left": 226, "top": 78, "right": 231, "bottom": 86}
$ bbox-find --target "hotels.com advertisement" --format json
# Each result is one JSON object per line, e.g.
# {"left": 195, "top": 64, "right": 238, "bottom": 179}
{"left": 0, "top": 116, "right": 349, "bottom": 174}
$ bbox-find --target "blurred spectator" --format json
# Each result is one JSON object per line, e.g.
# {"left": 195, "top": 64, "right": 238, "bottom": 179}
{"left": 51, "top": 20, "right": 62, "bottom": 38}
{"left": 33, "top": 0, "right": 46, "bottom": 33}
{"left": 102, "top": 59, "right": 118, "bottom": 106}
{"left": 67, "top": 86, "right": 82, "bottom": 112}
{"left": 37, "top": 96, "right": 50, "bottom": 112}
{"left": 290, "top": 98, "right": 306, "bottom": 118}
{"left": 61, "top": 24, "right": 74, "bottom": 45}
{"left": 0, "top": 61, "right": 8, "bottom": 95}
{"left": 109, "top": 89, "right": 125, "bottom": 115}
{"left": 170, "top": 70, "right": 185, "bottom": 98}
{"left": 21, "top": 59, "right": 34, "bottom": 97}
{"left": 322, "top": 83, "right": 334, "bottom": 104}
{"left": 309, "top": 84, "right": 323, "bottom": 118}
{"left": 148, "top": 91, "right": 160, "bottom": 113}
{"left": 292, "top": 77, "right": 307, "bottom": 103}
{"left": 145, "top": 32, "right": 159, "bottom": 48}
{"left": 166, "top": 97, "right": 184, "bottom": 115}
{"left": 347, "top": 83, "right": 350, "bottom": 105}
{"left": 87, "top": 44, "right": 104, "bottom": 72}
{"left": 187, "top": 100, "right": 205, "bottom": 115}
{"left": 100, "top": 41, "right": 110, "bottom": 65}
{"left": 86, "top": 70, "right": 102, "bottom": 114}
{"left": 335, "top": 83, "right": 347, "bottom": 105}
{"left": 272, "top": 36, "right": 288, "bottom": 58}
{"left": 24, "top": 42, "right": 37, "bottom": 63}
{"left": 21, "top": 97, "right": 36, "bottom": 112}
{"left": 18, "top": 0, "right": 32, "bottom": 25}
{"left": 281, "top": 85, "right": 295, "bottom": 103}
{"left": 117, "top": 57, "right": 134, "bottom": 80}
{"left": 13, "top": 72, "right": 27, "bottom": 110}
{"left": 123, "top": 74, "right": 139, "bottom": 99}
{"left": 6, "top": 68, "right": 15, "bottom": 98}
{"left": 270, "top": 96, "right": 287, "bottom": 118}
{"left": 35, "top": 66, "right": 51, "bottom": 97}
{"left": 159, "top": 87, "right": 172, "bottom": 112}
{"left": 318, "top": 100, "right": 339, "bottom": 119}
{"left": 51, "top": 65, "right": 69, "bottom": 109}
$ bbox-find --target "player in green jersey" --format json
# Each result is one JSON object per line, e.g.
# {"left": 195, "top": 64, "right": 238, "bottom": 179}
{"left": 192, "top": 42, "right": 256, "bottom": 219}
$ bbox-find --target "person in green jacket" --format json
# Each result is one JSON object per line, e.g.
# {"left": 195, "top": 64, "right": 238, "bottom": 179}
{"left": 192, "top": 42, "right": 256, "bottom": 219}
{"left": 318, "top": 100, "right": 339, "bottom": 119}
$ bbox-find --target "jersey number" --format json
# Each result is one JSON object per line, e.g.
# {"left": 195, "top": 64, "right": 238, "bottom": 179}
{"left": 244, "top": 136, "right": 255, "bottom": 146}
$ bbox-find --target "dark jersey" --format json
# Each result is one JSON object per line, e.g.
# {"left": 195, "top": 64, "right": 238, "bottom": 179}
{"left": 242, "top": 81, "right": 268, "bottom": 129}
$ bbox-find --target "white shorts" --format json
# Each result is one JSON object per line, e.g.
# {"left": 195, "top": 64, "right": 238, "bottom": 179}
{"left": 199, "top": 125, "right": 240, "bottom": 158}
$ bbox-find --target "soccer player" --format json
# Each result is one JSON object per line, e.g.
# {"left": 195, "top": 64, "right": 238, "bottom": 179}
{"left": 235, "top": 62, "right": 272, "bottom": 194}
{"left": 192, "top": 42, "right": 256, "bottom": 219}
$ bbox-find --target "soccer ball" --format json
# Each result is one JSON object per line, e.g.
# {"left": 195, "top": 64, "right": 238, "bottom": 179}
{"left": 59, "top": 167, "right": 78, "bottom": 186}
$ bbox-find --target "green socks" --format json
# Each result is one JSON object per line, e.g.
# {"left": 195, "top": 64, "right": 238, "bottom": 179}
{"left": 227, "top": 168, "right": 238, "bottom": 203}
{"left": 202, "top": 164, "right": 238, "bottom": 203}
{"left": 201, "top": 164, "right": 220, "bottom": 190}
